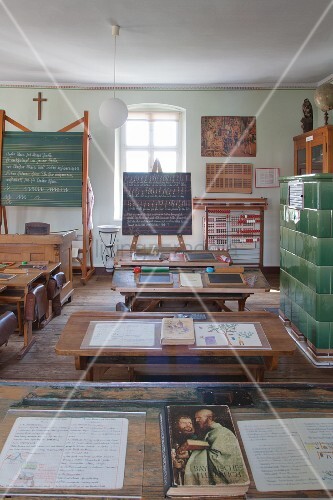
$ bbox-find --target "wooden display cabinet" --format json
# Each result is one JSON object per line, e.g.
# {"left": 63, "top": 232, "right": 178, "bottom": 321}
{"left": 293, "top": 125, "right": 333, "bottom": 175}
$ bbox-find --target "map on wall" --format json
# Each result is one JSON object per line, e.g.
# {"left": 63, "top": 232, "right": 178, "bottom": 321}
{"left": 201, "top": 116, "right": 256, "bottom": 157}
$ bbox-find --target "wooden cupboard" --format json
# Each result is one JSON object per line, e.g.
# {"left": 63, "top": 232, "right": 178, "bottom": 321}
{"left": 293, "top": 125, "right": 333, "bottom": 175}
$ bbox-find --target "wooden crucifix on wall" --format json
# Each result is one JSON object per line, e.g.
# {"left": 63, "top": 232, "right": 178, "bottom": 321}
{"left": 33, "top": 92, "right": 47, "bottom": 120}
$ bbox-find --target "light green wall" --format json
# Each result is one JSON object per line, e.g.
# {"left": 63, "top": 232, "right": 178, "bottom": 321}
{"left": 0, "top": 86, "right": 316, "bottom": 266}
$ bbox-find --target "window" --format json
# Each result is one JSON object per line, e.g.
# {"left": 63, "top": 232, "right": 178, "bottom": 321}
{"left": 121, "top": 110, "right": 183, "bottom": 173}
{"left": 114, "top": 105, "right": 185, "bottom": 220}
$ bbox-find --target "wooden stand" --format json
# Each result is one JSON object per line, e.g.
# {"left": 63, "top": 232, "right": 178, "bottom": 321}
{"left": 0, "top": 109, "right": 94, "bottom": 284}
{"left": 129, "top": 234, "right": 186, "bottom": 252}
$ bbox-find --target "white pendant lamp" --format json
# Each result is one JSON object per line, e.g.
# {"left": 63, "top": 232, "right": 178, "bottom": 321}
{"left": 99, "top": 25, "right": 128, "bottom": 129}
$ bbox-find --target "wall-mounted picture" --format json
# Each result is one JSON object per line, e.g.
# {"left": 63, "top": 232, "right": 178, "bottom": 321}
{"left": 201, "top": 116, "right": 256, "bottom": 157}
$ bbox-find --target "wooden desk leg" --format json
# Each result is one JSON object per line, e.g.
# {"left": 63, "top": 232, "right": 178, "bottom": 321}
{"left": 214, "top": 300, "right": 232, "bottom": 312}
{"left": 254, "top": 367, "right": 265, "bottom": 382}
{"left": 264, "top": 356, "right": 279, "bottom": 371}
{"left": 238, "top": 294, "right": 250, "bottom": 311}
{"left": 17, "top": 320, "right": 36, "bottom": 360}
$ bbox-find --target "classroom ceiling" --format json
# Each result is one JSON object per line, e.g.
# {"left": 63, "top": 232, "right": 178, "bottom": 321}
{"left": 1, "top": 0, "right": 333, "bottom": 88}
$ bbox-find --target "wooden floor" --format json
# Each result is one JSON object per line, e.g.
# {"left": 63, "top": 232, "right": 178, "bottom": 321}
{"left": 1, "top": 270, "right": 333, "bottom": 383}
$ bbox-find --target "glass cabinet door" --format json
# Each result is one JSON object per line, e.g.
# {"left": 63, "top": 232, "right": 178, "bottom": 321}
{"left": 296, "top": 147, "right": 306, "bottom": 175}
{"left": 310, "top": 143, "right": 323, "bottom": 173}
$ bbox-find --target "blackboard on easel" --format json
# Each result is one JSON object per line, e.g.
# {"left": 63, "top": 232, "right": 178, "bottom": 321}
{"left": 1, "top": 131, "right": 83, "bottom": 207}
{"left": 122, "top": 172, "right": 192, "bottom": 235}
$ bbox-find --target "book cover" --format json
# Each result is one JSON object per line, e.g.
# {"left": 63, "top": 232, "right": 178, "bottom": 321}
{"left": 160, "top": 318, "right": 195, "bottom": 345}
{"left": 164, "top": 404, "right": 250, "bottom": 497}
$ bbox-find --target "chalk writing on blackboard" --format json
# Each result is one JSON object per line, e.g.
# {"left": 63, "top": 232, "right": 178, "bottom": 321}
{"left": 1, "top": 132, "right": 83, "bottom": 207}
{"left": 122, "top": 173, "right": 192, "bottom": 235}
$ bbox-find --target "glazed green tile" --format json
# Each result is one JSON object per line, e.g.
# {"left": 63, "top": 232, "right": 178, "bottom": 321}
{"left": 287, "top": 228, "right": 296, "bottom": 254}
{"left": 279, "top": 292, "right": 286, "bottom": 315}
{"left": 310, "top": 209, "right": 333, "bottom": 237}
{"left": 298, "top": 257, "right": 309, "bottom": 286}
{"left": 280, "top": 248, "right": 286, "bottom": 271}
{"left": 298, "top": 308, "right": 308, "bottom": 336}
{"left": 303, "top": 234, "right": 316, "bottom": 263}
{"left": 296, "top": 209, "right": 308, "bottom": 234}
{"left": 280, "top": 270, "right": 289, "bottom": 295}
{"left": 290, "top": 301, "right": 300, "bottom": 326}
{"left": 280, "top": 226, "right": 287, "bottom": 251}
{"left": 283, "top": 296, "right": 292, "bottom": 321}
{"left": 309, "top": 322, "right": 332, "bottom": 350}
{"left": 303, "top": 181, "right": 317, "bottom": 209}
{"left": 295, "top": 232, "right": 304, "bottom": 259}
{"left": 316, "top": 239, "right": 333, "bottom": 266}
{"left": 288, "top": 275, "right": 296, "bottom": 302}
{"left": 314, "top": 295, "right": 333, "bottom": 321}
{"left": 317, "top": 181, "right": 333, "bottom": 210}
{"left": 280, "top": 205, "right": 286, "bottom": 228}
{"left": 294, "top": 280, "right": 304, "bottom": 309}
{"left": 280, "top": 183, "right": 288, "bottom": 205}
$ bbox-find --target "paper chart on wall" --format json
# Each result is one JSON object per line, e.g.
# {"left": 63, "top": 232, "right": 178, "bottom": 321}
{"left": 0, "top": 416, "right": 128, "bottom": 490}
{"left": 194, "top": 322, "right": 269, "bottom": 347}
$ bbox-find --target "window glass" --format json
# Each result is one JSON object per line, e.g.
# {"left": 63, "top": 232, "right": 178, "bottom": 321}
{"left": 126, "top": 120, "right": 149, "bottom": 147}
{"left": 153, "top": 121, "right": 177, "bottom": 147}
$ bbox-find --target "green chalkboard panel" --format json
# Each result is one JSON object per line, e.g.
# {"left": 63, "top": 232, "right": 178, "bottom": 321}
{"left": 1, "top": 131, "right": 83, "bottom": 207}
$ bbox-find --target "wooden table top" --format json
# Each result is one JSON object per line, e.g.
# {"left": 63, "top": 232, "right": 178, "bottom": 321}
{"left": 0, "top": 262, "right": 60, "bottom": 288}
{"left": 0, "top": 381, "right": 331, "bottom": 499}
{"left": 115, "top": 249, "right": 232, "bottom": 268}
{"left": 55, "top": 311, "right": 295, "bottom": 359}
{"left": 111, "top": 268, "right": 270, "bottom": 294}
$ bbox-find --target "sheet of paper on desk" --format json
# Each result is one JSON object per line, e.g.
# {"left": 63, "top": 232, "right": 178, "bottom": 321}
{"left": 84, "top": 321, "right": 156, "bottom": 347}
{"left": 238, "top": 418, "right": 333, "bottom": 492}
{"left": 0, "top": 416, "right": 128, "bottom": 490}
{"left": 179, "top": 273, "right": 203, "bottom": 287}
{"left": 194, "top": 322, "right": 267, "bottom": 347}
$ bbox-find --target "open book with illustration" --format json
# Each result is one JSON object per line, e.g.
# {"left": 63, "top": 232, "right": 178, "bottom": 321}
{"left": 163, "top": 404, "right": 250, "bottom": 497}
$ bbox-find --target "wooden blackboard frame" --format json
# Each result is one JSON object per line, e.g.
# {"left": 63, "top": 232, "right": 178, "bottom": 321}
{"left": 0, "top": 110, "right": 94, "bottom": 283}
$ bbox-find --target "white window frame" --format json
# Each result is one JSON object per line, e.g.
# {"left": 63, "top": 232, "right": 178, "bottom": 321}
{"left": 114, "top": 104, "right": 186, "bottom": 220}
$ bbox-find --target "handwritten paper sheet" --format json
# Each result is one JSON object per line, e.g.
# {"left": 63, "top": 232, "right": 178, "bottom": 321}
{"left": 0, "top": 417, "right": 128, "bottom": 490}
{"left": 86, "top": 321, "right": 156, "bottom": 347}
{"left": 179, "top": 273, "right": 203, "bottom": 288}
{"left": 238, "top": 418, "right": 333, "bottom": 492}
{"left": 194, "top": 322, "right": 266, "bottom": 347}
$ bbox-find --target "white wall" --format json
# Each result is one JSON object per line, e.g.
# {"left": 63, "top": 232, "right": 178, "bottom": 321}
{"left": 0, "top": 86, "right": 316, "bottom": 266}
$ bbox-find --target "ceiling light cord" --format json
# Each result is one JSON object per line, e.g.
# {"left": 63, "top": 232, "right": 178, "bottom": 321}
{"left": 113, "top": 33, "right": 117, "bottom": 98}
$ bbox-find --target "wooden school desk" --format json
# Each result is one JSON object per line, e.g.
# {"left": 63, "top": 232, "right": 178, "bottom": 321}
{"left": 0, "top": 263, "right": 61, "bottom": 358}
{"left": 55, "top": 311, "right": 295, "bottom": 382}
{"left": 111, "top": 268, "right": 270, "bottom": 312}
{"left": 0, "top": 381, "right": 331, "bottom": 499}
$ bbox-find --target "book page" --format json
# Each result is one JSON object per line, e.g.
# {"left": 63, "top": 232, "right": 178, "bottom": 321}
{"left": 238, "top": 418, "right": 332, "bottom": 491}
{"left": 296, "top": 418, "right": 333, "bottom": 489}
{"left": 179, "top": 273, "right": 203, "bottom": 287}
{"left": 0, "top": 417, "right": 128, "bottom": 490}
{"left": 194, "top": 322, "right": 268, "bottom": 347}
{"left": 83, "top": 321, "right": 156, "bottom": 347}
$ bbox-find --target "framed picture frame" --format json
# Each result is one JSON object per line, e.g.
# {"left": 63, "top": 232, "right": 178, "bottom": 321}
{"left": 255, "top": 168, "right": 280, "bottom": 188}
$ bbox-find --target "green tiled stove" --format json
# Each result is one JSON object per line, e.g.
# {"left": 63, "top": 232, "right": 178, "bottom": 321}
{"left": 280, "top": 174, "right": 333, "bottom": 360}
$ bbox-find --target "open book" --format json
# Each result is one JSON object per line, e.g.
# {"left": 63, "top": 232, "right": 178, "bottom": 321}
{"left": 163, "top": 404, "right": 250, "bottom": 497}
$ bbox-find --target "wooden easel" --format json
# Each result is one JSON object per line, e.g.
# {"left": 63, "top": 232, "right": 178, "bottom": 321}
{"left": 129, "top": 160, "right": 186, "bottom": 252}
{"left": 0, "top": 109, "right": 94, "bottom": 283}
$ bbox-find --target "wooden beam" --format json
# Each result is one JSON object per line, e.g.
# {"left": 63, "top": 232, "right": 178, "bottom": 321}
{"left": 5, "top": 115, "right": 31, "bottom": 132}
{"left": 58, "top": 117, "right": 84, "bottom": 132}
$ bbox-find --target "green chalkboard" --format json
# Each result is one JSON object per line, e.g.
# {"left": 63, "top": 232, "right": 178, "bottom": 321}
{"left": 1, "top": 131, "right": 83, "bottom": 207}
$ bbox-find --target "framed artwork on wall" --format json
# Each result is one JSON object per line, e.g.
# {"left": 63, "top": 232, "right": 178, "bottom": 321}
{"left": 255, "top": 168, "right": 280, "bottom": 188}
{"left": 201, "top": 116, "right": 256, "bottom": 157}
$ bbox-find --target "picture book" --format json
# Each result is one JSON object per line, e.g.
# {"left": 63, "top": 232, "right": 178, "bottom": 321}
{"left": 160, "top": 318, "right": 195, "bottom": 345}
{"left": 163, "top": 404, "right": 250, "bottom": 497}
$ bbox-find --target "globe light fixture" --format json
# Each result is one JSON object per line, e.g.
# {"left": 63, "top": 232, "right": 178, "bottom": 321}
{"left": 314, "top": 82, "right": 333, "bottom": 125}
{"left": 99, "top": 25, "right": 128, "bottom": 129}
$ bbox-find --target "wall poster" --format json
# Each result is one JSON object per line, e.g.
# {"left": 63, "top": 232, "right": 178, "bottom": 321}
{"left": 201, "top": 116, "right": 256, "bottom": 157}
